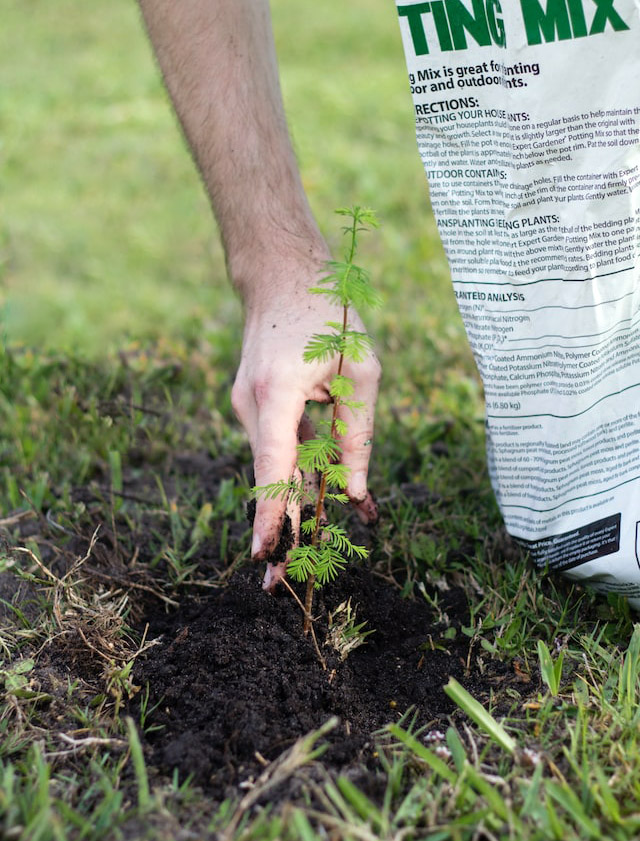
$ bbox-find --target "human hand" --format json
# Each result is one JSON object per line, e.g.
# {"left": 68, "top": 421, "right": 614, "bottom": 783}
{"left": 231, "top": 254, "right": 380, "bottom": 591}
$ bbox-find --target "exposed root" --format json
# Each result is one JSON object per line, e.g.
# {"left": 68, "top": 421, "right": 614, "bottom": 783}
{"left": 280, "top": 577, "right": 326, "bottom": 671}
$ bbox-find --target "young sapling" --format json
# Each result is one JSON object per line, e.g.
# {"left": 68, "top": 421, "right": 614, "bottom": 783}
{"left": 255, "top": 206, "right": 381, "bottom": 634}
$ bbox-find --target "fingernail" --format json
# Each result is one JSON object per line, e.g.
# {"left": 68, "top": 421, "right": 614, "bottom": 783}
{"left": 251, "top": 531, "right": 262, "bottom": 559}
{"left": 262, "top": 564, "right": 273, "bottom": 591}
{"left": 263, "top": 562, "right": 285, "bottom": 592}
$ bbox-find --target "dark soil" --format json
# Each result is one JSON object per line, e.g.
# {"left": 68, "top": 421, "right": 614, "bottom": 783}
{"left": 1, "top": 442, "right": 535, "bottom": 810}
{"left": 133, "top": 565, "right": 525, "bottom": 803}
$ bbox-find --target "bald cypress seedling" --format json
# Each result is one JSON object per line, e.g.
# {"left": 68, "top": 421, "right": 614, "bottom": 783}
{"left": 255, "top": 206, "right": 380, "bottom": 634}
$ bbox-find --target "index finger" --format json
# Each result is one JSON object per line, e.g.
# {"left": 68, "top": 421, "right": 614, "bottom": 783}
{"left": 251, "top": 390, "right": 306, "bottom": 560}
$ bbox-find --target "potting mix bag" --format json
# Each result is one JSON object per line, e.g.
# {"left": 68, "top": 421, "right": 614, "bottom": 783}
{"left": 396, "top": 0, "right": 640, "bottom": 604}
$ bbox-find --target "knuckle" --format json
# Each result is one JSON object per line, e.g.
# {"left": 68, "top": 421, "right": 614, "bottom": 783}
{"left": 230, "top": 382, "right": 247, "bottom": 417}
{"left": 253, "top": 452, "right": 278, "bottom": 476}
{"left": 253, "top": 377, "right": 274, "bottom": 409}
{"left": 342, "top": 429, "right": 375, "bottom": 455}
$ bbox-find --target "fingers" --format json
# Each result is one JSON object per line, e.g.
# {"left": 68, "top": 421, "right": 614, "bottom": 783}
{"left": 253, "top": 393, "right": 307, "bottom": 559}
{"left": 232, "top": 343, "right": 380, "bottom": 587}
{"left": 233, "top": 374, "right": 307, "bottom": 561}
{"left": 337, "top": 354, "right": 381, "bottom": 523}
{"left": 263, "top": 467, "right": 301, "bottom": 592}
{"left": 262, "top": 561, "right": 287, "bottom": 591}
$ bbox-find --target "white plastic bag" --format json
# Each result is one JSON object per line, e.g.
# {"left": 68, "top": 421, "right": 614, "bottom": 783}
{"left": 396, "top": 0, "right": 640, "bottom": 603}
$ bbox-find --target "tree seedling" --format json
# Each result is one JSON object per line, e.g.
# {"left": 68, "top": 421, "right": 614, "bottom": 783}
{"left": 255, "top": 206, "right": 381, "bottom": 635}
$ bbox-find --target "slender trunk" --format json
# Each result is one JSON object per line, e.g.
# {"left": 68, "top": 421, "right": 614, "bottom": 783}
{"left": 303, "top": 303, "right": 348, "bottom": 635}
{"left": 303, "top": 575, "right": 315, "bottom": 634}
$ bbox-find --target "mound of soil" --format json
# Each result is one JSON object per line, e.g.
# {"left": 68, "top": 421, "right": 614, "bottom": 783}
{"left": 133, "top": 566, "right": 515, "bottom": 802}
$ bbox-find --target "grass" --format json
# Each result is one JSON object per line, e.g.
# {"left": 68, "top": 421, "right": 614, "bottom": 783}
{"left": 1, "top": 1, "right": 640, "bottom": 839}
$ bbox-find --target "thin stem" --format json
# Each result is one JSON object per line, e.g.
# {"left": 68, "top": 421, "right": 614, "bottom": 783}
{"left": 282, "top": 578, "right": 326, "bottom": 670}
{"left": 303, "top": 577, "right": 316, "bottom": 635}
{"left": 302, "top": 210, "right": 364, "bottom": 636}
{"left": 347, "top": 214, "right": 358, "bottom": 263}
{"left": 304, "top": 302, "right": 349, "bottom": 635}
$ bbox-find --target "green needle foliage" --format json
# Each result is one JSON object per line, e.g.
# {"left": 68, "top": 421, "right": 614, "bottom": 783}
{"left": 256, "top": 206, "right": 381, "bottom": 630}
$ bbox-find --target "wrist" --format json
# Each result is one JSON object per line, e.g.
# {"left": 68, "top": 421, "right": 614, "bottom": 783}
{"left": 227, "top": 225, "right": 331, "bottom": 311}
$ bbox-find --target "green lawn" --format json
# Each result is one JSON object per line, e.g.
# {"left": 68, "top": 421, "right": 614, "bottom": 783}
{"left": 1, "top": 0, "right": 459, "bottom": 361}
{"left": 1, "top": 2, "right": 639, "bottom": 840}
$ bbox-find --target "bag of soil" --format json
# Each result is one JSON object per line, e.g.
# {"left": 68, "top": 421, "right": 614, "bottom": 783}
{"left": 396, "top": 0, "right": 640, "bottom": 604}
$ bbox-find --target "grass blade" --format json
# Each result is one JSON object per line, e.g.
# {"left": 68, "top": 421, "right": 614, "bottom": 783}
{"left": 444, "top": 678, "right": 516, "bottom": 755}
{"left": 388, "top": 724, "right": 456, "bottom": 783}
{"left": 538, "top": 640, "right": 562, "bottom": 695}
{"left": 290, "top": 809, "right": 320, "bottom": 841}
{"left": 126, "top": 716, "right": 151, "bottom": 813}
{"left": 618, "top": 624, "right": 640, "bottom": 714}
{"left": 336, "top": 776, "right": 384, "bottom": 831}
{"left": 545, "top": 780, "right": 600, "bottom": 839}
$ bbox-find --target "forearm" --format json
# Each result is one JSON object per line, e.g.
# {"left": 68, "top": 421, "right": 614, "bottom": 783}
{"left": 138, "top": 0, "right": 327, "bottom": 301}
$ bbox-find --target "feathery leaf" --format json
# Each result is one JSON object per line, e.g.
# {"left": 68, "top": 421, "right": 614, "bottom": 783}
{"left": 297, "top": 434, "right": 341, "bottom": 472}
{"left": 330, "top": 375, "right": 355, "bottom": 399}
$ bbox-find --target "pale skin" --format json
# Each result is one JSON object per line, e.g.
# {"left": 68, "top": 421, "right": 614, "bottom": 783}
{"left": 138, "top": 0, "right": 380, "bottom": 589}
